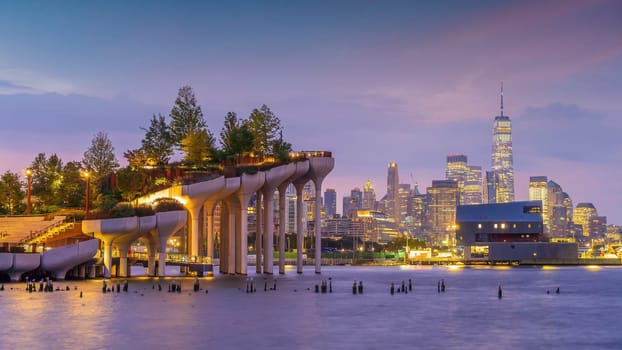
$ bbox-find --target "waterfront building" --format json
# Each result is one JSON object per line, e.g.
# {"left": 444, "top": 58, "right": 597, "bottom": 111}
{"left": 456, "top": 201, "right": 577, "bottom": 262}
{"left": 426, "top": 180, "right": 459, "bottom": 246}
{"left": 490, "top": 83, "right": 515, "bottom": 203}
{"left": 324, "top": 188, "right": 337, "bottom": 218}
{"left": 356, "top": 210, "right": 399, "bottom": 243}
{"left": 362, "top": 179, "right": 376, "bottom": 210}
{"left": 386, "top": 162, "right": 400, "bottom": 224}
{"left": 446, "top": 154, "right": 468, "bottom": 204}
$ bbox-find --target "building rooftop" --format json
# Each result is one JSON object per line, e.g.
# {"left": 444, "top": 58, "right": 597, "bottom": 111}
{"left": 457, "top": 201, "right": 543, "bottom": 223}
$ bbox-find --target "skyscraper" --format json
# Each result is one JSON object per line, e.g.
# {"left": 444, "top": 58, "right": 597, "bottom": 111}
{"left": 362, "top": 179, "right": 376, "bottom": 210}
{"left": 324, "top": 188, "right": 337, "bottom": 218}
{"left": 427, "top": 180, "right": 459, "bottom": 245}
{"left": 386, "top": 162, "right": 400, "bottom": 224}
{"left": 464, "top": 165, "right": 483, "bottom": 205}
{"left": 528, "top": 176, "right": 549, "bottom": 231}
{"left": 491, "top": 83, "right": 515, "bottom": 203}
{"left": 446, "top": 154, "right": 468, "bottom": 204}
{"left": 574, "top": 203, "right": 598, "bottom": 238}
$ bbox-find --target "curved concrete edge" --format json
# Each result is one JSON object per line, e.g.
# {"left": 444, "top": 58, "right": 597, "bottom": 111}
{"left": 155, "top": 210, "right": 188, "bottom": 238}
{"left": 264, "top": 163, "right": 296, "bottom": 191}
{"left": 309, "top": 157, "right": 335, "bottom": 180}
{"left": 0, "top": 252, "right": 13, "bottom": 272}
{"left": 8, "top": 254, "right": 41, "bottom": 281}
{"left": 114, "top": 215, "right": 157, "bottom": 246}
{"left": 239, "top": 172, "right": 265, "bottom": 196}
{"left": 41, "top": 239, "right": 99, "bottom": 280}
{"left": 82, "top": 216, "right": 140, "bottom": 236}
{"left": 181, "top": 176, "right": 226, "bottom": 204}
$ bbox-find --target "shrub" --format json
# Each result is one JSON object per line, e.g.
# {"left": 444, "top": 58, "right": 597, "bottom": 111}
{"left": 135, "top": 205, "right": 155, "bottom": 217}
{"left": 153, "top": 198, "right": 185, "bottom": 212}
{"left": 109, "top": 202, "right": 136, "bottom": 218}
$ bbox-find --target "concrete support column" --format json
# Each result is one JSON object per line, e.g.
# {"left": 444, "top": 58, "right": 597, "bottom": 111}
{"left": 295, "top": 183, "right": 305, "bottom": 274}
{"left": 103, "top": 240, "right": 113, "bottom": 278}
{"left": 278, "top": 188, "right": 287, "bottom": 274}
{"left": 79, "top": 265, "right": 86, "bottom": 279}
{"left": 206, "top": 210, "right": 214, "bottom": 263}
{"left": 88, "top": 265, "right": 96, "bottom": 278}
{"left": 255, "top": 191, "right": 263, "bottom": 274}
{"left": 220, "top": 204, "right": 230, "bottom": 274}
{"left": 158, "top": 251, "right": 167, "bottom": 277}
{"left": 147, "top": 238, "right": 157, "bottom": 277}
{"left": 263, "top": 190, "right": 275, "bottom": 274}
{"left": 227, "top": 201, "right": 237, "bottom": 274}
{"left": 189, "top": 206, "right": 202, "bottom": 260}
{"left": 236, "top": 202, "right": 249, "bottom": 274}
{"left": 314, "top": 186, "right": 322, "bottom": 274}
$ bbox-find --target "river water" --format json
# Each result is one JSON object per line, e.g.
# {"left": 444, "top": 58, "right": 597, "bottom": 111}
{"left": 1, "top": 265, "right": 621, "bottom": 349}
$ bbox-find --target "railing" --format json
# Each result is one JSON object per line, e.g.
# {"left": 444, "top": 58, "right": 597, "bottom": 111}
{"left": 19, "top": 217, "right": 74, "bottom": 245}
{"left": 129, "top": 252, "right": 212, "bottom": 264}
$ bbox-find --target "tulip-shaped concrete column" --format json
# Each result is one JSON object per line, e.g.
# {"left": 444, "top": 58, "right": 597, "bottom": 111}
{"left": 255, "top": 191, "right": 263, "bottom": 273}
{"left": 82, "top": 217, "right": 139, "bottom": 278}
{"left": 176, "top": 176, "right": 226, "bottom": 259}
{"left": 219, "top": 202, "right": 234, "bottom": 274}
{"left": 114, "top": 215, "right": 156, "bottom": 277}
{"left": 292, "top": 178, "right": 310, "bottom": 274}
{"left": 204, "top": 177, "right": 240, "bottom": 265}
{"left": 234, "top": 172, "right": 265, "bottom": 275}
{"left": 146, "top": 234, "right": 158, "bottom": 277}
{"left": 152, "top": 210, "right": 188, "bottom": 277}
{"left": 277, "top": 161, "right": 309, "bottom": 274}
{"left": 262, "top": 164, "right": 296, "bottom": 274}
{"left": 308, "top": 157, "right": 335, "bottom": 274}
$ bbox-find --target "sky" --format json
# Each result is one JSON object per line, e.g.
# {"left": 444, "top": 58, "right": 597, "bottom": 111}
{"left": 1, "top": 1, "right": 621, "bottom": 222}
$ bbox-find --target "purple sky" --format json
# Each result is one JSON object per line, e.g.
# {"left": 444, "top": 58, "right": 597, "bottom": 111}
{"left": 1, "top": 1, "right": 621, "bottom": 222}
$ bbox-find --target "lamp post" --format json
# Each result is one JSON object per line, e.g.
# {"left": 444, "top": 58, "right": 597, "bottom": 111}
{"left": 25, "top": 168, "right": 32, "bottom": 215}
{"left": 81, "top": 170, "right": 90, "bottom": 219}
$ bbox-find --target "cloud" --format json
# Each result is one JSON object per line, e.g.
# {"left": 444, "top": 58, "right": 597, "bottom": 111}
{"left": 514, "top": 103, "right": 619, "bottom": 163}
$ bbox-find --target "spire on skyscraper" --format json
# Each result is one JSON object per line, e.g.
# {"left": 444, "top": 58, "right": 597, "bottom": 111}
{"left": 500, "top": 81, "right": 504, "bottom": 117}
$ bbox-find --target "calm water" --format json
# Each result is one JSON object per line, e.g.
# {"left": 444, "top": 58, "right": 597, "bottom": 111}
{"left": 1, "top": 265, "right": 621, "bottom": 349}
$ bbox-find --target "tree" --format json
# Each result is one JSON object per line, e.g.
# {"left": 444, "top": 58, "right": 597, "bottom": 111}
{"left": 141, "top": 113, "right": 174, "bottom": 165}
{"left": 169, "top": 86, "right": 208, "bottom": 147}
{"left": 123, "top": 148, "right": 148, "bottom": 169}
{"left": 181, "top": 129, "right": 214, "bottom": 164}
{"left": 30, "top": 153, "right": 63, "bottom": 205}
{"left": 82, "top": 131, "right": 119, "bottom": 184}
{"left": 271, "top": 131, "right": 292, "bottom": 162}
{"left": 246, "top": 104, "right": 282, "bottom": 155}
{"left": 0, "top": 171, "right": 25, "bottom": 214}
{"left": 220, "top": 112, "right": 254, "bottom": 158}
{"left": 116, "top": 166, "right": 147, "bottom": 203}
{"left": 57, "top": 161, "right": 85, "bottom": 208}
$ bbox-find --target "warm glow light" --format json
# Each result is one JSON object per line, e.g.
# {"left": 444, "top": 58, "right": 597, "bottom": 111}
{"left": 586, "top": 265, "right": 600, "bottom": 270}
{"left": 447, "top": 264, "right": 463, "bottom": 271}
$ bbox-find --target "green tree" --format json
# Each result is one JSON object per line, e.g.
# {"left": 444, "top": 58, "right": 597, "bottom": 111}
{"left": 116, "top": 166, "right": 147, "bottom": 203}
{"left": 220, "top": 112, "right": 254, "bottom": 159}
{"left": 123, "top": 148, "right": 148, "bottom": 168}
{"left": 247, "top": 104, "right": 282, "bottom": 155}
{"left": 271, "top": 131, "right": 292, "bottom": 162}
{"left": 30, "top": 153, "right": 63, "bottom": 205}
{"left": 141, "top": 113, "right": 174, "bottom": 165}
{"left": 82, "top": 131, "right": 120, "bottom": 184}
{"left": 181, "top": 129, "right": 214, "bottom": 164}
{"left": 0, "top": 171, "right": 25, "bottom": 214}
{"left": 57, "top": 161, "right": 85, "bottom": 208}
{"left": 169, "top": 86, "right": 209, "bottom": 147}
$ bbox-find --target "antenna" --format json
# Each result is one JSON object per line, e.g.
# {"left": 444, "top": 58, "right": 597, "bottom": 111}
{"left": 500, "top": 81, "right": 504, "bottom": 117}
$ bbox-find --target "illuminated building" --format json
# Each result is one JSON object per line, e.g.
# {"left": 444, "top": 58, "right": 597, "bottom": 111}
{"left": 528, "top": 176, "right": 549, "bottom": 231}
{"left": 484, "top": 171, "right": 497, "bottom": 204}
{"left": 342, "top": 187, "right": 362, "bottom": 218}
{"left": 490, "top": 83, "right": 515, "bottom": 203}
{"left": 464, "top": 165, "right": 483, "bottom": 205}
{"left": 446, "top": 154, "right": 468, "bottom": 204}
{"left": 574, "top": 203, "right": 598, "bottom": 239}
{"left": 456, "top": 201, "right": 577, "bottom": 262}
{"left": 362, "top": 179, "right": 376, "bottom": 210}
{"left": 324, "top": 188, "right": 336, "bottom": 218}
{"left": 386, "top": 162, "right": 400, "bottom": 224}
{"left": 427, "top": 180, "right": 459, "bottom": 245}
{"left": 356, "top": 210, "right": 399, "bottom": 243}
{"left": 399, "top": 183, "right": 410, "bottom": 224}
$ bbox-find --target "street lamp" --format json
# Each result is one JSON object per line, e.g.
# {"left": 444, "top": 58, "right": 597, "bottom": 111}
{"left": 81, "top": 170, "right": 90, "bottom": 219}
{"left": 25, "top": 168, "right": 32, "bottom": 215}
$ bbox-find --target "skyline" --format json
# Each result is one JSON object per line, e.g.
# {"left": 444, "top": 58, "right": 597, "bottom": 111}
{"left": 1, "top": 1, "right": 621, "bottom": 222}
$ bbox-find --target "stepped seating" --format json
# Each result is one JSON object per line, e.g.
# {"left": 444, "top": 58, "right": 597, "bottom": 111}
{"left": 0, "top": 216, "right": 67, "bottom": 244}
